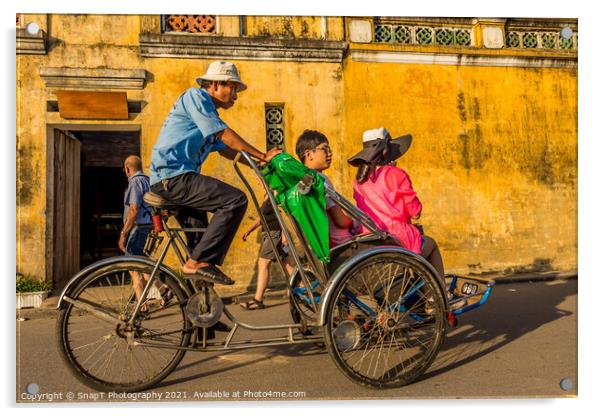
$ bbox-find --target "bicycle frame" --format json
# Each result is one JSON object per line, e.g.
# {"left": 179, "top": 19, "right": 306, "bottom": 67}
{"left": 133, "top": 151, "right": 397, "bottom": 346}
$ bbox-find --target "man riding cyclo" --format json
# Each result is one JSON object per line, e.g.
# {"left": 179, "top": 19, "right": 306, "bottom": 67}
{"left": 148, "top": 61, "right": 281, "bottom": 285}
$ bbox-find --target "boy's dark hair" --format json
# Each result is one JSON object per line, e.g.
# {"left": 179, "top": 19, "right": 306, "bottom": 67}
{"left": 295, "top": 130, "right": 329, "bottom": 162}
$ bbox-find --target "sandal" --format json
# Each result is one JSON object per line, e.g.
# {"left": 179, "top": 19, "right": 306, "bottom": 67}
{"left": 239, "top": 298, "right": 265, "bottom": 310}
{"left": 182, "top": 264, "right": 235, "bottom": 285}
{"left": 139, "top": 300, "right": 151, "bottom": 314}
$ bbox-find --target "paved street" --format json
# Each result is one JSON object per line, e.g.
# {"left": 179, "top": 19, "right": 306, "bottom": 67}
{"left": 16, "top": 279, "right": 577, "bottom": 402}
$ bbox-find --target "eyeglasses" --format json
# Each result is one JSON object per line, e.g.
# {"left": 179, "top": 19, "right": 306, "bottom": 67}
{"left": 313, "top": 145, "right": 332, "bottom": 154}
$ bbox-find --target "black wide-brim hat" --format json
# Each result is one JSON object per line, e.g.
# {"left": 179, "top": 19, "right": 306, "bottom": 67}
{"left": 348, "top": 127, "right": 413, "bottom": 167}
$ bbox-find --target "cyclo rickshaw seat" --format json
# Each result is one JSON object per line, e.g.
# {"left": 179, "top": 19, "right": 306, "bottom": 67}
{"left": 143, "top": 191, "right": 181, "bottom": 212}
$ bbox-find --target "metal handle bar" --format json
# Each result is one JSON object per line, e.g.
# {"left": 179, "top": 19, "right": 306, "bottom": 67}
{"left": 323, "top": 186, "right": 386, "bottom": 238}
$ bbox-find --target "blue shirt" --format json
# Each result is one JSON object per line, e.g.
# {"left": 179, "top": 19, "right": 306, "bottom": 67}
{"left": 124, "top": 171, "right": 152, "bottom": 225}
{"left": 149, "top": 88, "right": 228, "bottom": 185}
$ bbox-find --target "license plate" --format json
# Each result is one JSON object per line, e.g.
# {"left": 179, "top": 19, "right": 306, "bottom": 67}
{"left": 461, "top": 283, "right": 478, "bottom": 296}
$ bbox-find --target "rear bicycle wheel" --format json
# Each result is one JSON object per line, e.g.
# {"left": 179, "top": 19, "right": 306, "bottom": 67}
{"left": 323, "top": 252, "right": 446, "bottom": 388}
{"left": 56, "top": 261, "right": 192, "bottom": 392}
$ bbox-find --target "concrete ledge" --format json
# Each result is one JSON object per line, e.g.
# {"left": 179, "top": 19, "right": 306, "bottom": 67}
{"left": 139, "top": 33, "right": 347, "bottom": 63}
{"left": 350, "top": 49, "right": 577, "bottom": 68}
{"left": 39, "top": 67, "right": 148, "bottom": 90}
{"left": 487, "top": 270, "right": 577, "bottom": 284}
{"left": 16, "top": 28, "right": 47, "bottom": 55}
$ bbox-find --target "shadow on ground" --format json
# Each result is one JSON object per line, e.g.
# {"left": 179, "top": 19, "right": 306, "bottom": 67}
{"left": 423, "top": 279, "right": 576, "bottom": 380}
{"left": 158, "top": 279, "right": 577, "bottom": 389}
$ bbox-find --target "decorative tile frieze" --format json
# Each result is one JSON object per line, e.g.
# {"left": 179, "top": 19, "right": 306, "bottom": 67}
{"left": 375, "top": 24, "right": 473, "bottom": 47}
{"left": 505, "top": 30, "right": 577, "bottom": 50}
{"left": 163, "top": 15, "right": 217, "bottom": 34}
{"left": 372, "top": 20, "right": 577, "bottom": 52}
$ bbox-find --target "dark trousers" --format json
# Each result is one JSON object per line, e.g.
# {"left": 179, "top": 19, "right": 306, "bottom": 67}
{"left": 151, "top": 172, "right": 248, "bottom": 265}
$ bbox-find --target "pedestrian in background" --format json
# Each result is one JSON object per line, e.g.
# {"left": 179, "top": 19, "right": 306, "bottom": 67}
{"left": 120, "top": 155, "right": 171, "bottom": 311}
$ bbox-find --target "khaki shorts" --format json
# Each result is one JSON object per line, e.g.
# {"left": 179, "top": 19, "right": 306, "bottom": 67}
{"left": 259, "top": 230, "right": 288, "bottom": 261}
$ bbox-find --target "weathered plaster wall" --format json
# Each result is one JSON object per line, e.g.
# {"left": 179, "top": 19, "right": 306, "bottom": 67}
{"left": 17, "top": 15, "right": 143, "bottom": 282}
{"left": 343, "top": 60, "right": 578, "bottom": 274}
{"left": 16, "top": 55, "right": 48, "bottom": 280}
{"left": 245, "top": 16, "right": 344, "bottom": 40}
{"left": 16, "top": 14, "right": 577, "bottom": 291}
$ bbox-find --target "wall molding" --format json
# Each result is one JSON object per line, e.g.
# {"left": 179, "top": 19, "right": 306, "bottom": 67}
{"left": 350, "top": 49, "right": 577, "bottom": 69}
{"left": 39, "top": 67, "right": 148, "bottom": 89}
{"left": 16, "top": 28, "right": 47, "bottom": 55}
{"left": 139, "top": 33, "right": 347, "bottom": 63}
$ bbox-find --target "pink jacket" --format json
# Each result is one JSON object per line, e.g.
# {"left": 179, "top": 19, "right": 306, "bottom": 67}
{"left": 353, "top": 166, "right": 423, "bottom": 254}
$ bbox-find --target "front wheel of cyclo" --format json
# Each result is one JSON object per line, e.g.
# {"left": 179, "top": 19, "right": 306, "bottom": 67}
{"left": 56, "top": 261, "right": 192, "bottom": 392}
{"left": 323, "top": 252, "right": 447, "bottom": 389}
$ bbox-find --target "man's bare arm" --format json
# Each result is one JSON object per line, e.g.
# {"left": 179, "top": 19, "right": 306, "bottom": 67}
{"left": 218, "top": 128, "right": 281, "bottom": 162}
{"left": 218, "top": 147, "right": 250, "bottom": 165}
{"left": 119, "top": 204, "right": 139, "bottom": 252}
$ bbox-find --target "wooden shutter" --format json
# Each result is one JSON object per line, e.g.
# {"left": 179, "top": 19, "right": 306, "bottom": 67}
{"left": 52, "top": 129, "right": 81, "bottom": 288}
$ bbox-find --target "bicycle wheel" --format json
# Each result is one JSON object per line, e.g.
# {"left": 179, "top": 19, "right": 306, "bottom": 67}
{"left": 56, "top": 261, "right": 192, "bottom": 392}
{"left": 323, "top": 252, "right": 446, "bottom": 388}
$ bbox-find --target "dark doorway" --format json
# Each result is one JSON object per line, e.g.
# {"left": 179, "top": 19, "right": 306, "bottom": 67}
{"left": 76, "top": 131, "right": 141, "bottom": 267}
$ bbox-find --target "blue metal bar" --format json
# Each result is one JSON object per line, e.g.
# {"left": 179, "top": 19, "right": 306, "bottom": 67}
{"left": 341, "top": 289, "right": 377, "bottom": 317}
{"left": 383, "top": 280, "right": 424, "bottom": 313}
{"left": 447, "top": 274, "right": 459, "bottom": 294}
{"left": 451, "top": 285, "right": 494, "bottom": 316}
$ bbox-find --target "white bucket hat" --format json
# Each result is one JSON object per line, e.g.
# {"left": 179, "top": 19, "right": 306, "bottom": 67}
{"left": 196, "top": 61, "right": 247, "bottom": 91}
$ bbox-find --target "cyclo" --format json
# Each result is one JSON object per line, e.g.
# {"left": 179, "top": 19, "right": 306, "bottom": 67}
{"left": 56, "top": 151, "right": 494, "bottom": 392}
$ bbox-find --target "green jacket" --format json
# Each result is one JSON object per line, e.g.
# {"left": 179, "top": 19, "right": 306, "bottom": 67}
{"left": 261, "top": 153, "right": 330, "bottom": 263}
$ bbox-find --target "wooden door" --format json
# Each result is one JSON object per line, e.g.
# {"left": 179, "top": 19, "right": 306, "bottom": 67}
{"left": 52, "top": 129, "right": 81, "bottom": 288}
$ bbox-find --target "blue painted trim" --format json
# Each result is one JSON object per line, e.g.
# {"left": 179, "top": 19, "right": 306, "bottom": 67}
{"left": 451, "top": 285, "right": 494, "bottom": 317}
{"left": 342, "top": 289, "right": 377, "bottom": 317}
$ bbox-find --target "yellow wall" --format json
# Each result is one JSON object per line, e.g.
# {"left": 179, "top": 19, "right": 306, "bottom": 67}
{"left": 16, "top": 55, "right": 48, "bottom": 281}
{"left": 245, "top": 16, "right": 344, "bottom": 40}
{"left": 17, "top": 15, "right": 143, "bottom": 281}
{"left": 16, "top": 14, "right": 577, "bottom": 290}
{"left": 343, "top": 60, "right": 577, "bottom": 274}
